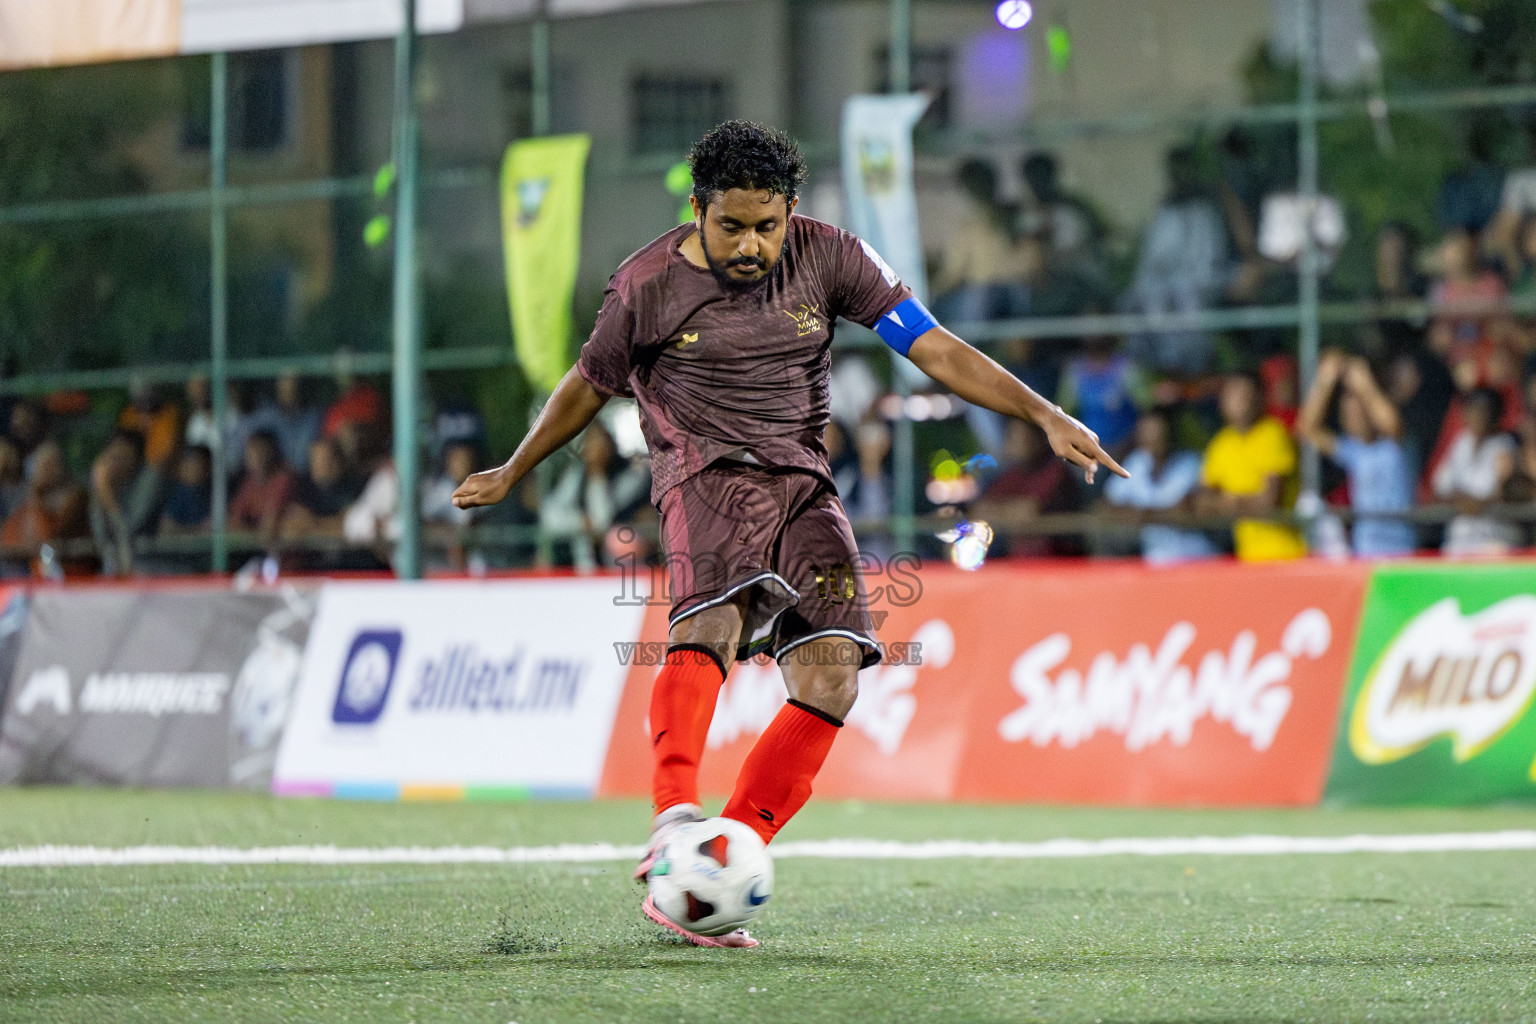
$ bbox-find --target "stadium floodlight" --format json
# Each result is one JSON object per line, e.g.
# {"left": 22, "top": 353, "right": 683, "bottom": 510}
{"left": 995, "top": 0, "right": 1033, "bottom": 31}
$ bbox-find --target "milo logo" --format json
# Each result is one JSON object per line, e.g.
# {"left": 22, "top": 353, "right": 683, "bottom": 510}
{"left": 1350, "top": 596, "right": 1536, "bottom": 764}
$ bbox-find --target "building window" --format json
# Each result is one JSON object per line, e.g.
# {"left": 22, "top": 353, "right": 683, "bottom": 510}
{"left": 183, "top": 50, "right": 295, "bottom": 153}
{"left": 873, "top": 46, "right": 953, "bottom": 132}
{"left": 630, "top": 76, "right": 730, "bottom": 158}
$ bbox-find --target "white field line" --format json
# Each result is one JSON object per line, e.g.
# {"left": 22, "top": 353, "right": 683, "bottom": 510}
{"left": 3, "top": 831, "right": 1536, "bottom": 868}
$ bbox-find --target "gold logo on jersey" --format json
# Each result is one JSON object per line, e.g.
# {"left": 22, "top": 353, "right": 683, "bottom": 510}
{"left": 783, "top": 304, "right": 823, "bottom": 337}
{"left": 677, "top": 332, "right": 700, "bottom": 347}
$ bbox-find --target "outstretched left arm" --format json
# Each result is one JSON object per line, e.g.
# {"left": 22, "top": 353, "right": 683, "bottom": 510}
{"left": 907, "top": 326, "right": 1129, "bottom": 483}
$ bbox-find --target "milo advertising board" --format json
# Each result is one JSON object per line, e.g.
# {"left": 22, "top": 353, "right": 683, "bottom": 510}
{"left": 1326, "top": 562, "right": 1536, "bottom": 804}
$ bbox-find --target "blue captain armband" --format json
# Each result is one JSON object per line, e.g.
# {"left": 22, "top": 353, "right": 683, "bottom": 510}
{"left": 872, "top": 297, "right": 939, "bottom": 357}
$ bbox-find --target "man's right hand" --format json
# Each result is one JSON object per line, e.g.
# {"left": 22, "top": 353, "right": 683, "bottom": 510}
{"left": 452, "top": 467, "right": 515, "bottom": 509}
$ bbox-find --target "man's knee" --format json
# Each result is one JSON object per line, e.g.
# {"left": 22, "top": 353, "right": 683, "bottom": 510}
{"left": 780, "top": 639, "right": 862, "bottom": 720}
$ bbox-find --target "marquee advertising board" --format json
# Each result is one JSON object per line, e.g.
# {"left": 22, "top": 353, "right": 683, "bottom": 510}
{"left": 1325, "top": 562, "right": 1536, "bottom": 804}
{"left": 0, "top": 586, "right": 315, "bottom": 787}
{"left": 272, "top": 579, "right": 646, "bottom": 798}
{"left": 599, "top": 560, "right": 1367, "bottom": 806}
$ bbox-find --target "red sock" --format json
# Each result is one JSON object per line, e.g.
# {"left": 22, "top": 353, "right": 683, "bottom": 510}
{"left": 722, "top": 700, "right": 842, "bottom": 844}
{"left": 649, "top": 645, "right": 728, "bottom": 814}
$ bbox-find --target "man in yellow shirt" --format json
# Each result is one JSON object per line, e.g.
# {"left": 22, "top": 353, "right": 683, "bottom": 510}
{"left": 1198, "top": 371, "right": 1307, "bottom": 561}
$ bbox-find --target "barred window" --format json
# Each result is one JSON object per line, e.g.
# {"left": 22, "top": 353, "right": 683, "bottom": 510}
{"left": 630, "top": 76, "right": 731, "bottom": 158}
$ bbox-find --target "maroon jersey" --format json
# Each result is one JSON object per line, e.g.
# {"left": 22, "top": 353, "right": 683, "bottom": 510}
{"left": 577, "top": 215, "right": 912, "bottom": 504}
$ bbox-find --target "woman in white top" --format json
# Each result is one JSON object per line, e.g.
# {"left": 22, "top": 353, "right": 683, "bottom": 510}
{"left": 1432, "top": 387, "right": 1518, "bottom": 555}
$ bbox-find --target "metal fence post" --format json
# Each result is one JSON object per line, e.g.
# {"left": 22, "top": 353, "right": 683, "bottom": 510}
{"left": 889, "top": 0, "right": 916, "bottom": 557}
{"left": 1297, "top": 0, "right": 1322, "bottom": 499}
{"left": 392, "top": 0, "right": 423, "bottom": 579}
{"left": 210, "top": 51, "right": 230, "bottom": 574}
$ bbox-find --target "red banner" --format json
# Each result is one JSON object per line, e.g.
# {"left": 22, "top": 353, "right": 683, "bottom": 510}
{"left": 598, "top": 560, "right": 1368, "bottom": 806}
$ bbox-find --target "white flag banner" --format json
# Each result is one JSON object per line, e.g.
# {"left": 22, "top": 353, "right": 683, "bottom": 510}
{"left": 840, "top": 93, "right": 932, "bottom": 305}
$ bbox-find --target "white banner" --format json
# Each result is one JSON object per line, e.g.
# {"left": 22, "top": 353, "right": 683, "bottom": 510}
{"left": 272, "top": 579, "right": 645, "bottom": 797}
{"left": 840, "top": 93, "right": 932, "bottom": 305}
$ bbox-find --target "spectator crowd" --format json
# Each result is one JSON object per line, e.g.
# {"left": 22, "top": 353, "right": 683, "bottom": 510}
{"left": 933, "top": 133, "right": 1536, "bottom": 563}
{"left": 0, "top": 367, "right": 654, "bottom": 578}
{"left": 10, "top": 127, "right": 1536, "bottom": 576}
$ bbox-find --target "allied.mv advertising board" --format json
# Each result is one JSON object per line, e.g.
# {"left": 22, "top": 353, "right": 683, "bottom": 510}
{"left": 272, "top": 579, "right": 647, "bottom": 798}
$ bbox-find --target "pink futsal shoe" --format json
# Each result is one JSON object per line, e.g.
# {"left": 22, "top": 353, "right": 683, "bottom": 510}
{"left": 642, "top": 894, "right": 760, "bottom": 949}
{"left": 633, "top": 802, "right": 702, "bottom": 884}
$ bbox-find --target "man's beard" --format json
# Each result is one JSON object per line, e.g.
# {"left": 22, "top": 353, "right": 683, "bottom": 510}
{"left": 701, "top": 226, "right": 781, "bottom": 293}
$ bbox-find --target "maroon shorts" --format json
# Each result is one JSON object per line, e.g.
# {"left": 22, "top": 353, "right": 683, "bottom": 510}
{"left": 658, "top": 461, "right": 881, "bottom": 668}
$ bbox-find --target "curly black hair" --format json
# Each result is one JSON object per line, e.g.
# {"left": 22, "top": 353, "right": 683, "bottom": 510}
{"left": 688, "top": 120, "right": 808, "bottom": 207}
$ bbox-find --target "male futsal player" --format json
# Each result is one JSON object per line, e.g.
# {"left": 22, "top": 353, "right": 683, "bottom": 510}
{"left": 452, "top": 121, "right": 1126, "bottom": 947}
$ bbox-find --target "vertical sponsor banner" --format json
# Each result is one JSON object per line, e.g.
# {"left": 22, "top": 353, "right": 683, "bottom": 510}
{"left": 951, "top": 562, "right": 1366, "bottom": 805}
{"left": 273, "top": 579, "right": 645, "bottom": 797}
{"left": 0, "top": 587, "right": 316, "bottom": 787}
{"left": 501, "top": 134, "right": 591, "bottom": 395}
{"left": 1325, "top": 562, "right": 1536, "bottom": 804}
{"left": 599, "top": 561, "right": 1365, "bottom": 806}
{"left": 840, "top": 94, "right": 932, "bottom": 303}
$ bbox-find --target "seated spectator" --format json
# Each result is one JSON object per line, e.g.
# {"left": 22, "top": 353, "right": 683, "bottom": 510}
{"left": 432, "top": 395, "right": 487, "bottom": 463}
{"left": 422, "top": 441, "right": 485, "bottom": 571}
{"left": 971, "top": 418, "right": 1081, "bottom": 558}
{"left": 341, "top": 427, "right": 399, "bottom": 549}
{"left": 1, "top": 440, "right": 88, "bottom": 577}
{"left": 1298, "top": 352, "right": 1416, "bottom": 558}
{"left": 160, "top": 445, "right": 213, "bottom": 535}
{"left": 1103, "top": 408, "right": 1215, "bottom": 565}
{"left": 244, "top": 370, "right": 322, "bottom": 473}
{"left": 540, "top": 422, "right": 651, "bottom": 571}
{"left": 1501, "top": 413, "right": 1536, "bottom": 505}
{"left": 186, "top": 379, "right": 252, "bottom": 479}
{"left": 7, "top": 398, "right": 48, "bottom": 474}
{"left": 323, "top": 370, "right": 385, "bottom": 439}
{"left": 1019, "top": 151, "right": 1109, "bottom": 288}
{"left": 182, "top": 373, "right": 215, "bottom": 453}
{"left": 1260, "top": 354, "right": 1300, "bottom": 431}
{"left": 280, "top": 436, "right": 362, "bottom": 541}
{"left": 228, "top": 431, "right": 294, "bottom": 538}
{"left": 1367, "top": 222, "right": 1430, "bottom": 364}
{"left": 1196, "top": 371, "right": 1307, "bottom": 562}
{"left": 1489, "top": 213, "right": 1536, "bottom": 356}
{"left": 89, "top": 429, "right": 171, "bottom": 575}
{"left": 117, "top": 381, "right": 182, "bottom": 473}
{"left": 1433, "top": 387, "right": 1518, "bottom": 556}
{"left": 1387, "top": 343, "right": 1456, "bottom": 481}
{"left": 423, "top": 441, "right": 481, "bottom": 530}
{"left": 1056, "top": 336, "right": 1146, "bottom": 459}
{"left": 931, "top": 157, "right": 1032, "bottom": 324}
{"left": 0, "top": 437, "right": 23, "bottom": 524}
{"left": 1124, "top": 146, "right": 1231, "bottom": 377}
{"left": 1429, "top": 227, "right": 1507, "bottom": 366}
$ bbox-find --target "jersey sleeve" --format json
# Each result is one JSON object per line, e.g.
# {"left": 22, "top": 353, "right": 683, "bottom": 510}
{"left": 832, "top": 231, "right": 913, "bottom": 328}
{"left": 575, "top": 285, "right": 637, "bottom": 398}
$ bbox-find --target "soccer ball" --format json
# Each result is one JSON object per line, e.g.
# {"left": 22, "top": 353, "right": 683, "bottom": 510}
{"left": 646, "top": 817, "right": 774, "bottom": 936}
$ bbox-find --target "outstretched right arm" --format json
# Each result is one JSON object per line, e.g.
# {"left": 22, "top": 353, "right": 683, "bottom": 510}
{"left": 451, "top": 365, "right": 610, "bottom": 509}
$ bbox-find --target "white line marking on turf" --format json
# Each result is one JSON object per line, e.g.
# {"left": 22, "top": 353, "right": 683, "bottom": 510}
{"left": 2, "top": 832, "right": 1535, "bottom": 868}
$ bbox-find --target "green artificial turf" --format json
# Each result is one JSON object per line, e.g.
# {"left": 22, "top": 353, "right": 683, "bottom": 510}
{"left": 1, "top": 790, "right": 1534, "bottom": 1023}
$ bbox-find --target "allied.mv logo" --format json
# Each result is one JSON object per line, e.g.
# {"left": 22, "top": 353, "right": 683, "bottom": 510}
{"left": 332, "top": 629, "right": 402, "bottom": 725}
